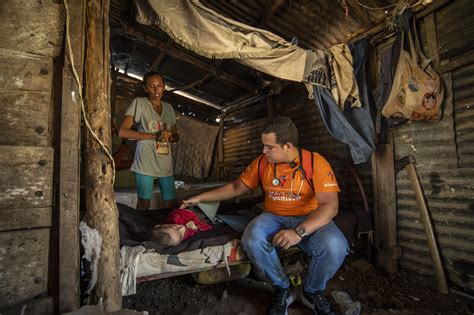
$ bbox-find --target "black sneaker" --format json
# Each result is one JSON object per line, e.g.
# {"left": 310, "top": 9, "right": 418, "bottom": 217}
{"left": 301, "top": 290, "right": 335, "bottom": 315}
{"left": 268, "top": 285, "right": 296, "bottom": 315}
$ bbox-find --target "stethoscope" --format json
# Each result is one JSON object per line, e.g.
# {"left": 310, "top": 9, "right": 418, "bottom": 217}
{"left": 271, "top": 148, "right": 305, "bottom": 197}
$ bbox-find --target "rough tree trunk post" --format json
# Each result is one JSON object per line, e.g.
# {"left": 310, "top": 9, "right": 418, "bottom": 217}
{"left": 83, "top": 0, "right": 121, "bottom": 310}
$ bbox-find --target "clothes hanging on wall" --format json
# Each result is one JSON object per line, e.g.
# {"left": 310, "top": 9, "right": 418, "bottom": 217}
{"left": 346, "top": 39, "right": 375, "bottom": 157}
{"left": 311, "top": 39, "right": 374, "bottom": 164}
{"left": 313, "top": 85, "right": 374, "bottom": 164}
{"left": 372, "top": 34, "right": 403, "bottom": 132}
{"left": 329, "top": 43, "right": 361, "bottom": 110}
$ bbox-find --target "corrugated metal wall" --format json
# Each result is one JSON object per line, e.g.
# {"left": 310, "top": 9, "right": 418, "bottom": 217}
{"left": 223, "top": 116, "right": 267, "bottom": 178}
{"left": 453, "top": 63, "right": 474, "bottom": 168}
{"left": 391, "top": 1, "right": 474, "bottom": 291}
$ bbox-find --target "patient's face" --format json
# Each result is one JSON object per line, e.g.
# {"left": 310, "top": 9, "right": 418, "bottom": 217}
{"left": 159, "top": 224, "right": 186, "bottom": 246}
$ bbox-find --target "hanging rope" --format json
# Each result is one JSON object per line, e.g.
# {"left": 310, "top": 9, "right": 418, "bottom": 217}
{"left": 387, "top": 2, "right": 412, "bottom": 31}
{"left": 64, "top": 0, "right": 116, "bottom": 184}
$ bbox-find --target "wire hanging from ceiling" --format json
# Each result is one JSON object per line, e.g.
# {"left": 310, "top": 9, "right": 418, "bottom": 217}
{"left": 355, "top": 0, "right": 398, "bottom": 10}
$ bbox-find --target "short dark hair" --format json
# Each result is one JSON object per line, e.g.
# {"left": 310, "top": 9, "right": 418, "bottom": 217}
{"left": 143, "top": 71, "right": 165, "bottom": 86}
{"left": 150, "top": 228, "right": 172, "bottom": 246}
{"left": 262, "top": 116, "right": 298, "bottom": 146}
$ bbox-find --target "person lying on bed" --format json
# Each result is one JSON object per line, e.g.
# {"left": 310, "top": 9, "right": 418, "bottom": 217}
{"left": 150, "top": 208, "right": 213, "bottom": 246}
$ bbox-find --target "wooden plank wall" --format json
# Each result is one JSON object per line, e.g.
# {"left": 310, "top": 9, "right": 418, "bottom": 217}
{"left": 0, "top": 0, "right": 64, "bottom": 312}
{"left": 391, "top": 0, "right": 474, "bottom": 292}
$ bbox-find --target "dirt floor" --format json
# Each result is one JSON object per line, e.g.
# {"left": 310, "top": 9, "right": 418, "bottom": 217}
{"left": 123, "top": 254, "right": 473, "bottom": 314}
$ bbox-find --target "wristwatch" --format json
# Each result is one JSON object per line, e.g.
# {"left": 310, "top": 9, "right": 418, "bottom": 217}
{"left": 295, "top": 225, "right": 307, "bottom": 238}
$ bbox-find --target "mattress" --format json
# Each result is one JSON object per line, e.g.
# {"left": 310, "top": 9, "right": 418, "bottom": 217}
{"left": 137, "top": 239, "right": 247, "bottom": 281}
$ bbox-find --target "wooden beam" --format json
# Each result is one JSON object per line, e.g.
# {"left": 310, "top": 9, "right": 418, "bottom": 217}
{"left": 149, "top": 38, "right": 171, "bottom": 71}
{"left": 58, "top": 0, "right": 85, "bottom": 312}
{"left": 256, "top": 0, "right": 288, "bottom": 27}
{"left": 83, "top": 0, "right": 121, "bottom": 311}
{"left": 163, "top": 92, "right": 221, "bottom": 116}
{"left": 438, "top": 48, "right": 474, "bottom": 73}
{"left": 270, "top": 0, "right": 288, "bottom": 15}
{"left": 113, "top": 73, "right": 221, "bottom": 115}
{"left": 372, "top": 131, "right": 399, "bottom": 273}
{"left": 169, "top": 73, "right": 213, "bottom": 92}
{"left": 423, "top": 12, "right": 440, "bottom": 69}
{"left": 345, "top": 0, "right": 374, "bottom": 29}
{"left": 217, "top": 118, "right": 224, "bottom": 180}
{"left": 119, "top": 26, "right": 257, "bottom": 93}
{"left": 349, "top": 0, "right": 452, "bottom": 43}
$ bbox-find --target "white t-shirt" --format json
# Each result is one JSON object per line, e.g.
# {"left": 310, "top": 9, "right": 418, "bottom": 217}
{"left": 125, "top": 97, "right": 177, "bottom": 177}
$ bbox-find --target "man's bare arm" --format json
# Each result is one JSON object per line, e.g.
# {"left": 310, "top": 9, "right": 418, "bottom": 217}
{"left": 298, "top": 191, "right": 338, "bottom": 234}
{"left": 272, "top": 191, "right": 338, "bottom": 249}
{"left": 181, "top": 179, "right": 251, "bottom": 208}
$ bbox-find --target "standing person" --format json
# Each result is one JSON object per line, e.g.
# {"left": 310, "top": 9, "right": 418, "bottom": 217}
{"left": 119, "top": 71, "right": 179, "bottom": 210}
{"left": 181, "top": 117, "right": 348, "bottom": 315}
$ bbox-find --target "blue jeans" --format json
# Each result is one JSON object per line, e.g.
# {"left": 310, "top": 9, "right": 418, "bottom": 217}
{"left": 241, "top": 212, "right": 349, "bottom": 293}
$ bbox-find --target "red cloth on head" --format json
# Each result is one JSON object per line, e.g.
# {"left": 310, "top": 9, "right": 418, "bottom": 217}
{"left": 163, "top": 208, "right": 213, "bottom": 240}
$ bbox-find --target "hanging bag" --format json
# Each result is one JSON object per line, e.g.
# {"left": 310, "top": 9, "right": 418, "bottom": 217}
{"left": 382, "top": 21, "right": 443, "bottom": 121}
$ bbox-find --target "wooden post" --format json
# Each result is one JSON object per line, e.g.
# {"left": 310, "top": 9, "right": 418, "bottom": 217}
{"left": 372, "top": 131, "right": 400, "bottom": 272}
{"left": 217, "top": 117, "right": 224, "bottom": 180}
{"left": 58, "top": 0, "right": 85, "bottom": 312}
{"left": 83, "top": 0, "right": 121, "bottom": 311}
{"left": 423, "top": 13, "right": 440, "bottom": 69}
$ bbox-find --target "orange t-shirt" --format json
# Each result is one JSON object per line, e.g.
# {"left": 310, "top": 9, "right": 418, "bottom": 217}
{"left": 239, "top": 152, "right": 340, "bottom": 216}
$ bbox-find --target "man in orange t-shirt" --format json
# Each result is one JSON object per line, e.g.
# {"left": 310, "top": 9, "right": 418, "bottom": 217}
{"left": 182, "top": 117, "right": 348, "bottom": 315}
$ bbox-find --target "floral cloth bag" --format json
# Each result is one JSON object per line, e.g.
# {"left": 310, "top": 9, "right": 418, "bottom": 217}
{"left": 382, "top": 25, "right": 443, "bottom": 121}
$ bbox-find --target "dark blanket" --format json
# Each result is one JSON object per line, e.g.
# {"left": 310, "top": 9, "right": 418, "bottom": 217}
{"left": 118, "top": 203, "right": 240, "bottom": 255}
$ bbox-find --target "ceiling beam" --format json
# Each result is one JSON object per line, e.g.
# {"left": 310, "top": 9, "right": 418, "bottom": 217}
{"left": 164, "top": 92, "right": 222, "bottom": 116}
{"left": 257, "top": 0, "right": 288, "bottom": 27}
{"left": 169, "top": 73, "right": 213, "bottom": 92}
{"left": 115, "top": 73, "right": 223, "bottom": 112}
{"left": 149, "top": 38, "right": 172, "bottom": 71}
{"left": 344, "top": 0, "right": 375, "bottom": 29}
{"left": 117, "top": 25, "right": 258, "bottom": 93}
{"left": 348, "top": 0, "right": 451, "bottom": 43}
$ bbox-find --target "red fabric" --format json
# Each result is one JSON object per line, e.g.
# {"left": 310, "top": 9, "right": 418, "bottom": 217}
{"left": 163, "top": 208, "right": 213, "bottom": 240}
